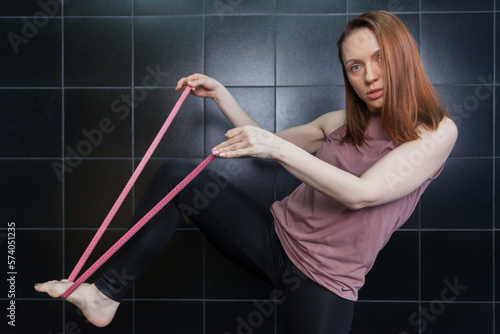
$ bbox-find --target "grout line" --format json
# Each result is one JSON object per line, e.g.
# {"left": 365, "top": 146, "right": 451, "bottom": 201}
{"left": 201, "top": 3, "right": 207, "bottom": 332}
{"left": 0, "top": 10, "right": 497, "bottom": 19}
{"left": 0, "top": 155, "right": 492, "bottom": 160}
{"left": 61, "top": 1, "right": 66, "bottom": 330}
{"left": 492, "top": 2, "right": 496, "bottom": 333}
{"left": 4, "top": 227, "right": 496, "bottom": 232}
{"left": 1, "top": 83, "right": 496, "bottom": 89}
{"left": 1, "top": 297, "right": 495, "bottom": 303}
{"left": 418, "top": 1, "right": 423, "bottom": 330}
{"left": 273, "top": 2, "right": 278, "bottom": 333}
{"left": 131, "top": 1, "right": 136, "bottom": 332}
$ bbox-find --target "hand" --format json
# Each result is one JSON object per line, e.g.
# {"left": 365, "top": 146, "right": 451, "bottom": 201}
{"left": 211, "top": 126, "right": 282, "bottom": 160}
{"left": 176, "top": 73, "right": 222, "bottom": 99}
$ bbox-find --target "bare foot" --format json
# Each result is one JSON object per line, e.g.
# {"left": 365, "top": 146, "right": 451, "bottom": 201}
{"left": 34, "top": 280, "right": 119, "bottom": 327}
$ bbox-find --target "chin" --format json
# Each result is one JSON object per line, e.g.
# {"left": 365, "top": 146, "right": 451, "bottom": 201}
{"left": 367, "top": 102, "right": 383, "bottom": 113}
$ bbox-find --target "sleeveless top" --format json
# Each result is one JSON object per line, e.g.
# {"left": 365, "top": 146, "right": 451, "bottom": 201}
{"left": 271, "top": 114, "right": 440, "bottom": 301}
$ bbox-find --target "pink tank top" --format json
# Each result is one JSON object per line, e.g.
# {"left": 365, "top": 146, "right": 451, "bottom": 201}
{"left": 271, "top": 114, "right": 440, "bottom": 301}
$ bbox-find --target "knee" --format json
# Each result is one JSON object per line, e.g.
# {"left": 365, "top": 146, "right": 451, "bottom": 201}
{"left": 150, "top": 159, "right": 196, "bottom": 190}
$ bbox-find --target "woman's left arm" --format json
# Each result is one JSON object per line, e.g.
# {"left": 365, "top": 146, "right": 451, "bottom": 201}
{"left": 213, "top": 117, "right": 457, "bottom": 210}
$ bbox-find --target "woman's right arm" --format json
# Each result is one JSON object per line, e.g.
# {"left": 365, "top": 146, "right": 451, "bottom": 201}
{"left": 176, "top": 73, "right": 261, "bottom": 129}
{"left": 177, "top": 73, "right": 345, "bottom": 154}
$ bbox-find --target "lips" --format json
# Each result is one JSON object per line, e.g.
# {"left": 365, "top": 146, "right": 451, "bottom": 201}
{"left": 367, "top": 88, "right": 383, "bottom": 100}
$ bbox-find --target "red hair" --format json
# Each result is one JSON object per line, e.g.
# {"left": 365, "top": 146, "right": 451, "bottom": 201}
{"left": 337, "top": 11, "right": 448, "bottom": 145}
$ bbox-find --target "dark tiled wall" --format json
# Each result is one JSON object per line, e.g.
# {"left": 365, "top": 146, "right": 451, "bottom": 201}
{"left": 0, "top": 1, "right": 497, "bottom": 333}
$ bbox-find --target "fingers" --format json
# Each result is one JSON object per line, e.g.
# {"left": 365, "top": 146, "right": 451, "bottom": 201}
{"left": 176, "top": 73, "right": 204, "bottom": 91}
{"left": 212, "top": 127, "right": 252, "bottom": 158}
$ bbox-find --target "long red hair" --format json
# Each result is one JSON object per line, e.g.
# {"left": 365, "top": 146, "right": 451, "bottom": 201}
{"left": 337, "top": 11, "right": 448, "bottom": 145}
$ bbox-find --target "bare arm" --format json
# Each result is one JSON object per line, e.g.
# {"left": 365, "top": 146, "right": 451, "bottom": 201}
{"left": 177, "top": 73, "right": 345, "bottom": 153}
{"left": 275, "top": 110, "right": 346, "bottom": 153}
{"left": 177, "top": 73, "right": 260, "bottom": 128}
{"left": 213, "top": 117, "right": 457, "bottom": 210}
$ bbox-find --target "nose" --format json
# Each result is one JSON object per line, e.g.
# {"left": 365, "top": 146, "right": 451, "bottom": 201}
{"left": 365, "top": 63, "right": 380, "bottom": 84}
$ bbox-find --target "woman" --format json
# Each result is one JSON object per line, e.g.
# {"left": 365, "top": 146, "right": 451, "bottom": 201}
{"left": 35, "top": 11, "right": 457, "bottom": 333}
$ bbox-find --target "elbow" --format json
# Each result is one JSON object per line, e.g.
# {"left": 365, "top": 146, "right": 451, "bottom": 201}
{"left": 340, "top": 187, "right": 376, "bottom": 211}
{"left": 344, "top": 200, "right": 369, "bottom": 211}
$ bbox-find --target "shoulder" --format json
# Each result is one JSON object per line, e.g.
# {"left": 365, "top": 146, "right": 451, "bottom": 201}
{"left": 313, "top": 109, "right": 346, "bottom": 138}
{"left": 418, "top": 116, "right": 458, "bottom": 149}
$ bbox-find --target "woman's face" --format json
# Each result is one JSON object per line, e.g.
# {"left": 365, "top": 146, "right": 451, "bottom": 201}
{"left": 342, "top": 28, "right": 383, "bottom": 113}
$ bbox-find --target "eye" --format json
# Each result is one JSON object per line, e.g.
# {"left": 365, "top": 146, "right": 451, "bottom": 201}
{"left": 349, "top": 64, "right": 361, "bottom": 72}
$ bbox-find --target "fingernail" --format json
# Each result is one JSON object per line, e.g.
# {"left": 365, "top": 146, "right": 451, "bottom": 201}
{"left": 35, "top": 283, "right": 40, "bottom": 287}
{"left": 188, "top": 81, "right": 194, "bottom": 85}
{"left": 212, "top": 150, "right": 219, "bottom": 155}
{"left": 219, "top": 153, "right": 227, "bottom": 157}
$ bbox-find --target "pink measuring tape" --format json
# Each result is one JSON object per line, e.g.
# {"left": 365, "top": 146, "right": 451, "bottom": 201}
{"left": 61, "top": 86, "right": 214, "bottom": 299}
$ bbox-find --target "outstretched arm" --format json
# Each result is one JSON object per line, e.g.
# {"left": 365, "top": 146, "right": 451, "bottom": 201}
{"left": 177, "top": 73, "right": 345, "bottom": 153}
{"left": 213, "top": 117, "right": 458, "bottom": 210}
{"left": 177, "top": 73, "right": 261, "bottom": 128}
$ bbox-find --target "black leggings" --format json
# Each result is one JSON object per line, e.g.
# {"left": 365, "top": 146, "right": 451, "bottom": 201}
{"left": 94, "top": 159, "right": 353, "bottom": 333}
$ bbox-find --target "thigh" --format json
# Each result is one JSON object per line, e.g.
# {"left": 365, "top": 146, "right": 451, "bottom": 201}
{"left": 167, "top": 159, "right": 288, "bottom": 285}
{"left": 277, "top": 264, "right": 354, "bottom": 334}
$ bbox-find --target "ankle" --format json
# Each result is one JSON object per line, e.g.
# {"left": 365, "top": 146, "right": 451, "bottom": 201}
{"left": 91, "top": 284, "right": 118, "bottom": 305}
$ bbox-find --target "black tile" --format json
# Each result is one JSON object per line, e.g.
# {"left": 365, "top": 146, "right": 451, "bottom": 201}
{"left": 0, "top": 300, "right": 62, "bottom": 333}
{"left": 496, "top": 304, "right": 500, "bottom": 334}
{"left": 205, "top": 16, "right": 275, "bottom": 86}
{"left": 401, "top": 203, "right": 419, "bottom": 229}
{"left": 497, "top": 14, "right": 500, "bottom": 84}
{"left": 350, "top": 302, "right": 418, "bottom": 334}
{"left": 421, "top": 158, "right": 492, "bottom": 229}
{"left": 205, "top": 240, "right": 274, "bottom": 299}
{"left": 0, "top": 89, "right": 61, "bottom": 157}
{"left": 496, "top": 89, "right": 500, "bottom": 157}
{"left": 277, "top": 16, "right": 345, "bottom": 86}
{"left": 0, "top": 230, "right": 62, "bottom": 298}
{"left": 134, "top": 17, "right": 203, "bottom": 87}
{"left": 422, "top": 0, "right": 493, "bottom": 11}
{"left": 65, "top": 89, "right": 132, "bottom": 158}
{"left": 421, "top": 13, "right": 494, "bottom": 85}
{"left": 206, "top": 0, "right": 274, "bottom": 15}
{"left": 65, "top": 230, "right": 135, "bottom": 292}
{"left": 421, "top": 231, "right": 492, "bottom": 302}
{"left": 0, "top": 1, "right": 62, "bottom": 16}
{"left": 205, "top": 87, "right": 275, "bottom": 153}
{"left": 414, "top": 302, "right": 492, "bottom": 333}
{"left": 135, "top": 301, "right": 203, "bottom": 332}
{"left": 134, "top": 88, "right": 204, "bottom": 158}
{"left": 65, "top": 301, "right": 133, "bottom": 334}
{"left": 348, "top": 0, "right": 419, "bottom": 13}
{"left": 206, "top": 301, "right": 275, "bottom": 334}
{"left": 360, "top": 231, "right": 419, "bottom": 301}
{"left": 276, "top": 86, "right": 345, "bottom": 131}
{"left": 134, "top": 0, "right": 203, "bottom": 15}
{"left": 345, "top": 14, "right": 419, "bottom": 44}
{"left": 0, "top": 18, "right": 61, "bottom": 86}
{"left": 135, "top": 230, "right": 204, "bottom": 299}
{"left": 436, "top": 85, "right": 493, "bottom": 158}
{"left": 64, "top": 159, "right": 133, "bottom": 229}
{"left": 0, "top": 160, "right": 62, "bottom": 228}
{"left": 64, "top": 18, "right": 132, "bottom": 87}
{"left": 496, "top": 231, "right": 499, "bottom": 300}
{"left": 396, "top": 14, "right": 420, "bottom": 45}
{"left": 276, "top": 164, "right": 302, "bottom": 201}
{"left": 276, "top": 0, "right": 345, "bottom": 13}
{"left": 65, "top": 0, "right": 133, "bottom": 16}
